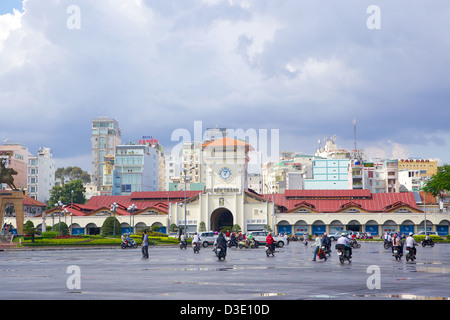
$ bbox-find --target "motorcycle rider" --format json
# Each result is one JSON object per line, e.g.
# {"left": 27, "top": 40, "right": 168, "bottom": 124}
{"left": 192, "top": 232, "right": 201, "bottom": 248}
{"left": 180, "top": 231, "right": 187, "bottom": 248}
{"left": 392, "top": 233, "right": 402, "bottom": 256}
{"left": 229, "top": 232, "right": 237, "bottom": 247}
{"left": 405, "top": 232, "right": 417, "bottom": 256}
{"left": 336, "top": 232, "right": 352, "bottom": 258}
{"left": 216, "top": 232, "right": 227, "bottom": 256}
{"left": 321, "top": 232, "right": 331, "bottom": 253}
{"left": 246, "top": 233, "right": 254, "bottom": 246}
{"left": 266, "top": 232, "right": 275, "bottom": 253}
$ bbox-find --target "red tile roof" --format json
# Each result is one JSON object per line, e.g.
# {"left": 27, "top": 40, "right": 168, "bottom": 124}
{"left": 269, "top": 190, "right": 420, "bottom": 213}
{"left": 201, "top": 137, "right": 254, "bottom": 151}
{"left": 23, "top": 195, "right": 47, "bottom": 207}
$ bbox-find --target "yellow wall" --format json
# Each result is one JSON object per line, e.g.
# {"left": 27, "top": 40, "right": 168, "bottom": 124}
{"left": 398, "top": 159, "right": 437, "bottom": 177}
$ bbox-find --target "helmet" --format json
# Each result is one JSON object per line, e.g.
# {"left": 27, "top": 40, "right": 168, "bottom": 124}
{"left": 215, "top": 231, "right": 218, "bottom": 235}
{"left": 409, "top": 232, "right": 413, "bottom": 236}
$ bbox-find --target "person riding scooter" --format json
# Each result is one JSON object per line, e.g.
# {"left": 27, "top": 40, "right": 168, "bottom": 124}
{"left": 216, "top": 232, "right": 227, "bottom": 256}
{"left": 266, "top": 232, "right": 275, "bottom": 253}
{"left": 392, "top": 233, "right": 402, "bottom": 257}
{"left": 321, "top": 232, "right": 332, "bottom": 254}
{"left": 335, "top": 232, "right": 352, "bottom": 258}
{"left": 405, "top": 232, "right": 417, "bottom": 256}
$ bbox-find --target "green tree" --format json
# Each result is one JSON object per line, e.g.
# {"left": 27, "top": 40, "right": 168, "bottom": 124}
{"left": 231, "top": 224, "right": 242, "bottom": 233}
{"left": 422, "top": 165, "right": 450, "bottom": 200}
{"left": 48, "top": 179, "right": 86, "bottom": 208}
{"left": 198, "top": 221, "right": 206, "bottom": 232}
{"left": 169, "top": 223, "right": 179, "bottom": 233}
{"left": 101, "top": 216, "right": 121, "bottom": 237}
{"left": 53, "top": 222, "right": 69, "bottom": 236}
{"left": 56, "top": 166, "right": 91, "bottom": 185}
{"left": 23, "top": 220, "right": 36, "bottom": 242}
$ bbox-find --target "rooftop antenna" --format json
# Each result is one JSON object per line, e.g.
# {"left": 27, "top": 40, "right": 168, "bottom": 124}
{"left": 353, "top": 119, "right": 358, "bottom": 161}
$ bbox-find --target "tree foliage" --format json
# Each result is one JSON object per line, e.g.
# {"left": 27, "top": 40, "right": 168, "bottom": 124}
{"left": 101, "top": 216, "right": 121, "bottom": 237}
{"left": 48, "top": 179, "right": 86, "bottom": 208}
{"left": 56, "top": 166, "right": 91, "bottom": 185}
{"left": 422, "top": 165, "right": 450, "bottom": 197}
{"left": 52, "top": 222, "right": 69, "bottom": 236}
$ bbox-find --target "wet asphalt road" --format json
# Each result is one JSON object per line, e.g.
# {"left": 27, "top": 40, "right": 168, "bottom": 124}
{"left": 1, "top": 241, "right": 449, "bottom": 300}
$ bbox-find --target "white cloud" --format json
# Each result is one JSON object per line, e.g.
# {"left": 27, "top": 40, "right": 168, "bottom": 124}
{"left": 0, "top": 0, "right": 449, "bottom": 166}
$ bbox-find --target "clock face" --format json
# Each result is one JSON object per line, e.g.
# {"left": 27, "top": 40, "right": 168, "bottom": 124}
{"left": 219, "top": 167, "right": 232, "bottom": 181}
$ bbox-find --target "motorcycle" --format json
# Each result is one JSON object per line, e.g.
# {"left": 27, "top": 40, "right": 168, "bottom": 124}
{"left": 227, "top": 238, "right": 238, "bottom": 248}
{"left": 421, "top": 237, "right": 434, "bottom": 247}
{"left": 121, "top": 239, "right": 137, "bottom": 249}
{"left": 383, "top": 240, "right": 392, "bottom": 249}
{"left": 336, "top": 244, "right": 351, "bottom": 264}
{"left": 266, "top": 244, "right": 275, "bottom": 257}
{"left": 216, "top": 245, "right": 226, "bottom": 260}
{"left": 321, "top": 245, "right": 331, "bottom": 257}
{"left": 393, "top": 246, "right": 403, "bottom": 260}
{"left": 238, "top": 239, "right": 259, "bottom": 249}
{"left": 192, "top": 242, "right": 201, "bottom": 253}
{"left": 405, "top": 247, "right": 416, "bottom": 262}
{"left": 180, "top": 240, "right": 187, "bottom": 250}
{"left": 350, "top": 239, "right": 361, "bottom": 249}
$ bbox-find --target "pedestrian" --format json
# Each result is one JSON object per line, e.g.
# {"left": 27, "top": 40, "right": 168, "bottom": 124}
{"left": 311, "top": 234, "right": 326, "bottom": 261}
{"left": 142, "top": 230, "right": 149, "bottom": 258}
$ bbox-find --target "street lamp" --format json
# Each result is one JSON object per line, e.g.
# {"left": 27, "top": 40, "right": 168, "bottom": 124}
{"left": 183, "top": 166, "right": 195, "bottom": 236}
{"left": 56, "top": 200, "right": 64, "bottom": 236}
{"left": 62, "top": 208, "right": 69, "bottom": 235}
{"left": 110, "top": 202, "right": 118, "bottom": 237}
{"left": 127, "top": 204, "right": 137, "bottom": 234}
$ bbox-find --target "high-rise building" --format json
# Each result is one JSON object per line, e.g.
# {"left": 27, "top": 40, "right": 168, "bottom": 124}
{"left": 112, "top": 144, "right": 159, "bottom": 195}
{"left": 27, "top": 147, "right": 56, "bottom": 203}
{"left": 91, "top": 117, "right": 121, "bottom": 189}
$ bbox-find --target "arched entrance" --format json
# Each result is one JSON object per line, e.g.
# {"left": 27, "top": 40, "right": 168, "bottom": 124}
{"left": 210, "top": 208, "right": 233, "bottom": 232}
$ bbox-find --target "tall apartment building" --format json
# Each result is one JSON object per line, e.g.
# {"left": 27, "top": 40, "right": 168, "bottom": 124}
{"left": 303, "top": 158, "right": 351, "bottom": 190}
{"left": 91, "top": 117, "right": 121, "bottom": 189}
{"left": 362, "top": 159, "right": 400, "bottom": 193}
{"left": 0, "top": 142, "right": 33, "bottom": 190}
{"left": 113, "top": 144, "right": 159, "bottom": 195}
{"left": 27, "top": 147, "right": 56, "bottom": 203}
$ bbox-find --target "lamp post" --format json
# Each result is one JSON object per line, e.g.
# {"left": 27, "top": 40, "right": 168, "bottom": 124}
{"left": 183, "top": 166, "right": 195, "bottom": 236}
{"left": 127, "top": 204, "right": 137, "bottom": 234}
{"left": 56, "top": 200, "right": 64, "bottom": 236}
{"left": 110, "top": 202, "right": 118, "bottom": 237}
{"left": 62, "top": 208, "right": 69, "bottom": 235}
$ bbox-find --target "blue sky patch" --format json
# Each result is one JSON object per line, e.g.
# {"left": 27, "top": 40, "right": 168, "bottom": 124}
{"left": 0, "top": 0, "right": 23, "bottom": 15}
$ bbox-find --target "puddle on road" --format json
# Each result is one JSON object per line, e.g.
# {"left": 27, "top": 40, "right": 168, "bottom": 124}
{"left": 255, "top": 292, "right": 287, "bottom": 297}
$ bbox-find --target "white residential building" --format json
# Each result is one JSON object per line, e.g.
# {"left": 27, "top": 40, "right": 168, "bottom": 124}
{"left": 27, "top": 147, "right": 56, "bottom": 204}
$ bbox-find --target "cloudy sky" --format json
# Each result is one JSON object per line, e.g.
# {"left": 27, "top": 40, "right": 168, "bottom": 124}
{"left": 1, "top": 0, "right": 449, "bottom": 172}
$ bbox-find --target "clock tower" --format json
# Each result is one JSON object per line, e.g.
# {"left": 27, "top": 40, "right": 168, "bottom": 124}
{"left": 202, "top": 137, "right": 253, "bottom": 193}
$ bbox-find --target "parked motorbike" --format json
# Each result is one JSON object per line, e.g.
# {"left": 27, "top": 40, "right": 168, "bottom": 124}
{"left": 216, "top": 245, "right": 226, "bottom": 260}
{"left": 121, "top": 239, "right": 137, "bottom": 249}
{"left": 266, "top": 244, "right": 275, "bottom": 257}
{"left": 336, "top": 244, "right": 351, "bottom": 264}
{"left": 238, "top": 239, "right": 259, "bottom": 249}
{"left": 421, "top": 237, "right": 434, "bottom": 247}
{"left": 193, "top": 242, "right": 201, "bottom": 253}
{"left": 180, "top": 240, "right": 187, "bottom": 250}
{"left": 393, "top": 246, "right": 403, "bottom": 260}
{"left": 405, "top": 247, "right": 416, "bottom": 262}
